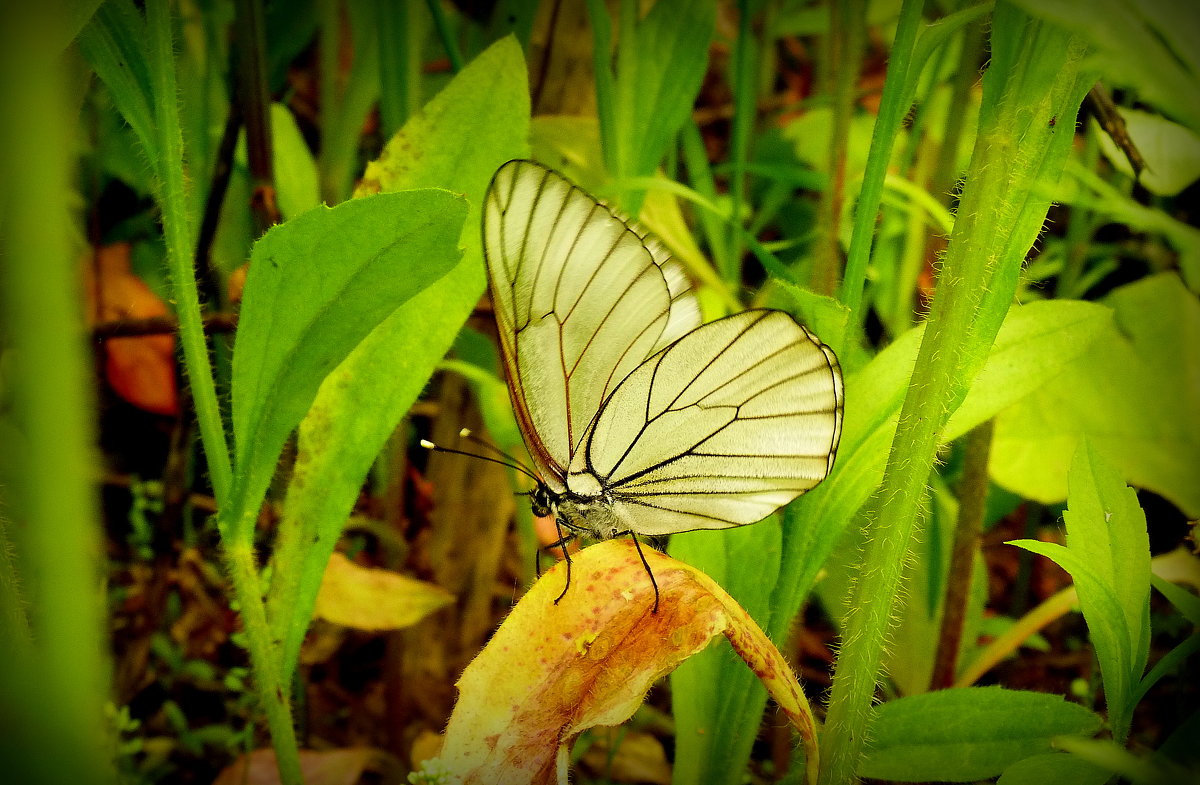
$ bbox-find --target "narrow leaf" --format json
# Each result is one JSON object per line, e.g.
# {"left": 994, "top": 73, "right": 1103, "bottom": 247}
{"left": 1009, "top": 441, "right": 1152, "bottom": 742}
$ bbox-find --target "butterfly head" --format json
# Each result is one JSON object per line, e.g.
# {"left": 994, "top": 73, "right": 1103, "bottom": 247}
{"left": 529, "top": 482, "right": 557, "bottom": 519}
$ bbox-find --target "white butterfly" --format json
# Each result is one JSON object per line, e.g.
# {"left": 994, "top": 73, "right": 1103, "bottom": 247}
{"left": 480, "top": 159, "right": 844, "bottom": 606}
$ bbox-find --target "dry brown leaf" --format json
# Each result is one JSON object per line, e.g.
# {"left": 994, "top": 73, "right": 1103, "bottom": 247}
{"left": 211, "top": 747, "right": 386, "bottom": 785}
{"left": 314, "top": 552, "right": 454, "bottom": 631}
{"left": 83, "top": 243, "right": 178, "bottom": 415}
{"left": 427, "top": 539, "right": 819, "bottom": 785}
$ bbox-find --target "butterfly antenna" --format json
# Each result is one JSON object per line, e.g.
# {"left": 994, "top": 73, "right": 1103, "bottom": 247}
{"left": 419, "top": 434, "right": 541, "bottom": 485}
{"left": 457, "top": 428, "right": 526, "bottom": 465}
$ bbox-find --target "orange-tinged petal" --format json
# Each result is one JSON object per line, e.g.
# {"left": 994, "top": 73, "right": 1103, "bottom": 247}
{"left": 432, "top": 539, "right": 818, "bottom": 785}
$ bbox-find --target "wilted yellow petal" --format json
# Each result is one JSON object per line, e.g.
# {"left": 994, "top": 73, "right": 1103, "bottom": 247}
{"left": 432, "top": 539, "right": 818, "bottom": 785}
{"left": 314, "top": 552, "right": 453, "bottom": 631}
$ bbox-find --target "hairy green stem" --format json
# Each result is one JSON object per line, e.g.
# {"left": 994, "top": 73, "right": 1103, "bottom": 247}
{"left": 224, "top": 545, "right": 302, "bottom": 785}
{"left": 147, "top": 3, "right": 300, "bottom": 781}
{"left": 147, "top": 0, "right": 233, "bottom": 505}
{"left": 819, "top": 8, "right": 1091, "bottom": 782}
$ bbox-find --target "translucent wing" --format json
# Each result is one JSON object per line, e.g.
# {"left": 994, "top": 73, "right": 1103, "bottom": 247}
{"left": 483, "top": 160, "right": 701, "bottom": 489}
{"left": 585, "top": 309, "right": 844, "bottom": 536}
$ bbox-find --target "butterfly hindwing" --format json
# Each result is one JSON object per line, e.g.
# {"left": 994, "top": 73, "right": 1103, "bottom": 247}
{"left": 584, "top": 309, "right": 844, "bottom": 536}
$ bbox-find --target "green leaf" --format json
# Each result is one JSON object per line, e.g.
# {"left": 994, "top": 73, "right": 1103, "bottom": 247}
{"left": 270, "top": 103, "right": 320, "bottom": 220}
{"left": 229, "top": 189, "right": 467, "bottom": 538}
{"left": 627, "top": 0, "right": 714, "bottom": 179}
{"left": 669, "top": 519, "right": 781, "bottom": 785}
{"left": 77, "top": 1, "right": 156, "bottom": 163}
{"left": 1010, "top": 441, "right": 1151, "bottom": 743}
{"left": 997, "top": 753, "right": 1111, "bottom": 785}
{"left": 1010, "top": 0, "right": 1200, "bottom": 133}
{"left": 991, "top": 273, "right": 1200, "bottom": 518}
{"left": 775, "top": 299, "right": 1112, "bottom": 618}
{"left": 1151, "top": 574, "right": 1200, "bottom": 626}
{"left": 859, "top": 687, "right": 1103, "bottom": 782}
{"left": 266, "top": 35, "right": 530, "bottom": 683}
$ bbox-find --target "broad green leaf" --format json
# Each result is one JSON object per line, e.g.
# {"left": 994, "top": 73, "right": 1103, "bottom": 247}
{"left": 267, "top": 36, "right": 530, "bottom": 683}
{"left": 991, "top": 273, "right": 1200, "bottom": 518}
{"left": 776, "top": 299, "right": 1112, "bottom": 620}
{"left": 1063, "top": 442, "right": 1152, "bottom": 685}
{"left": 1010, "top": 0, "right": 1200, "bottom": 132}
{"left": 859, "top": 687, "right": 1102, "bottom": 782}
{"left": 997, "top": 753, "right": 1111, "bottom": 785}
{"left": 1096, "top": 108, "right": 1200, "bottom": 196}
{"left": 1010, "top": 442, "right": 1151, "bottom": 743}
{"left": 230, "top": 189, "right": 467, "bottom": 535}
{"left": 1011, "top": 540, "right": 1136, "bottom": 710}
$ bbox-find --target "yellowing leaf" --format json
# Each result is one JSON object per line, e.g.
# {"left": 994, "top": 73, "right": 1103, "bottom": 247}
{"left": 313, "top": 553, "right": 453, "bottom": 631}
{"left": 429, "top": 539, "right": 818, "bottom": 785}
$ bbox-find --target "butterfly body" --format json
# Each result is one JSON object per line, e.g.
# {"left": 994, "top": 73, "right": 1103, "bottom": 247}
{"left": 482, "top": 160, "right": 845, "bottom": 600}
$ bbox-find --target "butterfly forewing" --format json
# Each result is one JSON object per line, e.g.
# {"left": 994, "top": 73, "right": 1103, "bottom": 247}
{"left": 483, "top": 160, "right": 701, "bottom": 486}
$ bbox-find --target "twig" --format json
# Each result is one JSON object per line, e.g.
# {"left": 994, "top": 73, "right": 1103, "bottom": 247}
{"left": 92, "top": 313, "right": 238, "bottom": 339}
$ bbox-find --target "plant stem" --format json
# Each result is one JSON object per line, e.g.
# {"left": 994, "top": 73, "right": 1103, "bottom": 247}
{"left": 225, "top": 545, "right": 303, "bottom": 785}
{"left": 930, "top": 419, "right": 993, "bottom": 689}
{"left": 146, "top": 0, "right": 233, "bottom": 506}
{"left": 819, "top": 9, "right": 1091, "bottom": 782}
{"left": 233, "top": 0, "right": 279, "bottom": 234}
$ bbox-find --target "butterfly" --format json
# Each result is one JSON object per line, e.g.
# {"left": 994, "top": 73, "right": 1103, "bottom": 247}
{"left": 478, "top": 159, "right": 844, "bottom": 610}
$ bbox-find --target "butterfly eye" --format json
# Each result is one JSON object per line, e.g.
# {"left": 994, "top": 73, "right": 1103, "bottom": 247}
{"left": 529, "top": 485, "right": 553, "bottom": 518}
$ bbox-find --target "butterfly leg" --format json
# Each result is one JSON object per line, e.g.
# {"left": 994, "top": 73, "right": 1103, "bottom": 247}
{"left": 552, "top": 517, "right": 575, "bottom": 605}
{"left": 627, "top": 534, "right": 660, "bottom": 614}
